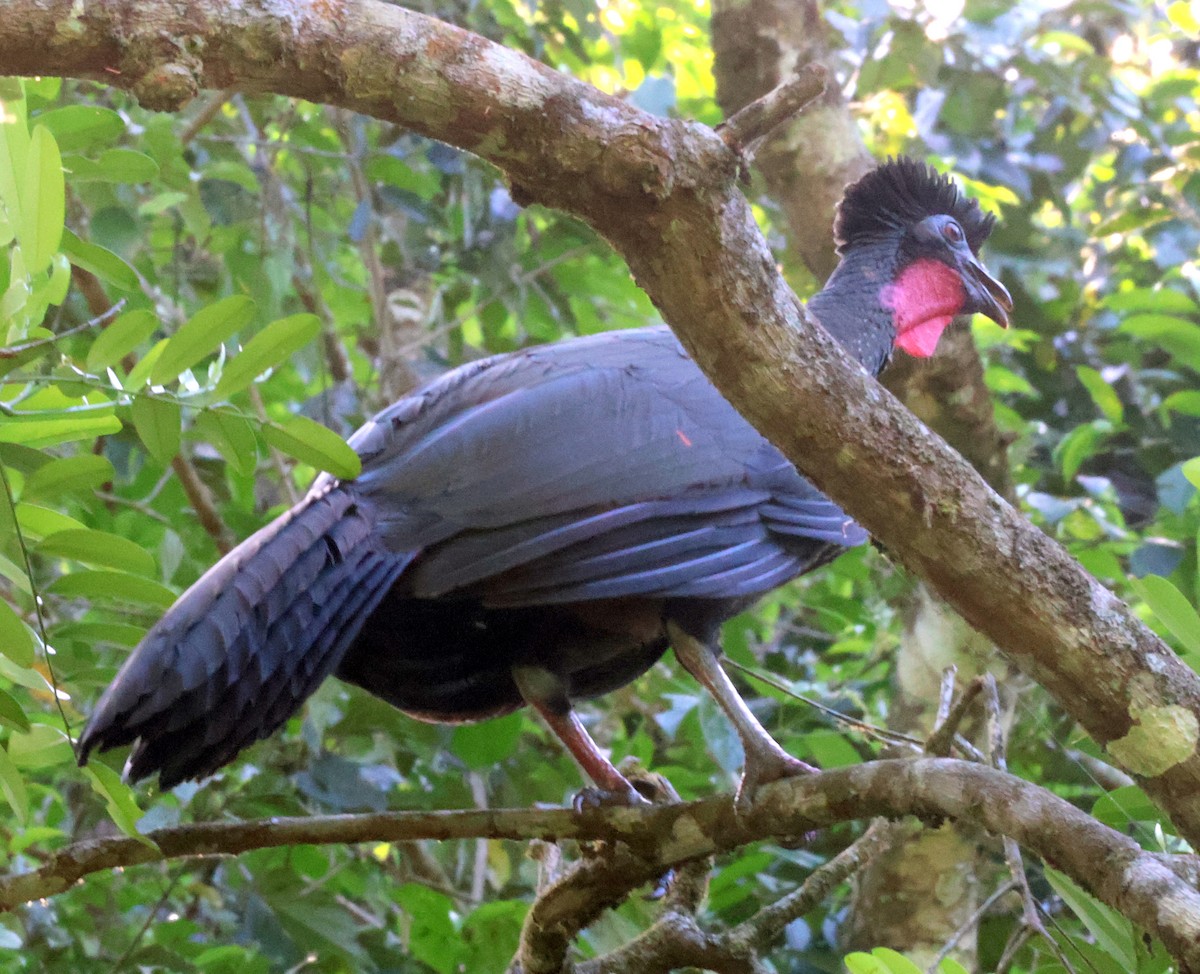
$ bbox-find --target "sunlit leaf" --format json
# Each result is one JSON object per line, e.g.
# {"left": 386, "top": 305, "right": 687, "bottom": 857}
{"left": 24, "top": 125, "right": 64, "bottom": 274}
{"left": 36, "top": 529, "right": 155, "bottom": 575}
{"left": 215, "top": 313, "right": 321, "bottom": 398}
{"left": 151, "top": 294, "right": 256, "bottom": 386}
{"left": 1128, "top": 574, "right": 1200, "bottom": 658}
{"left": 0, "top": 412, "right": 122, "bottom": 448}
{"left": 85, "top": 762, "right": 155, "bottom": 846}
{"left": 1075, "top": 366, "right": 1123, "bottom": 423}
{"left": 62, "top": 228, "right": 140, "bottom": 293}
{"left": 49, "top": 569, "right": 178, "bottom": 608}
{"left": 8, "top": 724, "right": 72, "bottom": 771}
{"left": 262, "top": 415, "right": 361, "bottom": 480}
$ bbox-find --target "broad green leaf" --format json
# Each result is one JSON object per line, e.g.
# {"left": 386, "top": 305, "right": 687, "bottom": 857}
{"left": 63, "top": 148, "right": 159, "bottom": 183}
{"left": 452, "top": 712, "right": 522, "bottom": 769}
{"left": 1182, "top": 457, "right": 1200, "bottom": 491}
{"left": 124, "top": 338, "right": 167, "bottom": 389}
{"left": 151, "top": 295, "right": 256, "bottom": 386}
{"left": 1120, "top": 314, "right": 1200, "bottom": 373}
{"left": 215, "top": 313, "right": 321, "bottom": 398}
{"left": 34, "top": 105, "right": 123, "bottom": 152}
{"left": 7, "top": 724, "right": 72, "bottom": 771}
{"left": 1075, "top": 366, "right": 1123, "bottom": 423}
{"left": 393, "top": 884, "right": 460, "bottom": 974}
{"left": 0, "top": 87, "right": 29, "bottom": 244}
{"left": 195, "top": 408, "right": 258, "bottom": 477}
{"left": 35, "top": 529, "right": 155, "bottom": 575}
{"left": 0, "top": 688, "right": 29, "bottom": 733}
{"left": 1044, "top": 866, "right": 1136, "bottom": 971}
{"left": 1128, "top": 574, "right": 1200, "bottom": 658}
{"left": 1162, "top": 390, "right": 1200, "bottom": 417}
{"left": 51, "top": 620, "right": 145, "bottom": 647}
{"left": 23, "top": 125, "right": 64, "bottom": 274}
{"left": 844, "top": 953, "right": 889, "bottom": 974}
{"left": 62, "top": 228, "right": 140, "bottom": 294}
{"left": 0, "top": 600, "right": 35, "bottom": 667}
{"left": 0, "top": 655, "right": 47, "bottom": 690}
{"left": 14, "top": 503, "right": 86, "bottom": 538}
{"left": 130, "top": 395, "right": 181, "bottom": 466}
{"left": 49, "top": 569, "right": 178, "bottom": 608}
{"left": 1104, "top": 288, "right": 1198, "bottom": 315}
{"left": 85, "top": 762, "right": 154, "bottom": 847}
{"left": 1054, "top": 420, "right": 1113, "bottom": 481}
{"left": 1093, "top": 785, "right": 1172, "bottom": 834}
{"left": 22, "top": 454, "right": 113, "bottom": 501}
{"left": 0, "top": 412, "right": 122, "bottom": 448}
{"left": 85, "top": 308, "right": 158, "bottom": 371}
{"left": 938, "top": 961, "right": 970, "bottom": 974}
{"left": 0, "top": 744, "right": 27, "bottom": 825}
{"left": 262, "top": 415, "right": 361, "bottom": 480}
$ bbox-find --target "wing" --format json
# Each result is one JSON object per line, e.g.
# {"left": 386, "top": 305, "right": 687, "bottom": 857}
{"left": 339, "top": 327, "right": 866, "bottom": 603}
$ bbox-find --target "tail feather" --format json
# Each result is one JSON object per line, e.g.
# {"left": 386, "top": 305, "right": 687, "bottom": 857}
{"left": 78, "top": 488, "right": 411, "bottom": 786}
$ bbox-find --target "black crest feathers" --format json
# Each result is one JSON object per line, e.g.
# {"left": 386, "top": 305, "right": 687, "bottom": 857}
{"left": 833, "top": 157, "right": 996, "bottom": 255}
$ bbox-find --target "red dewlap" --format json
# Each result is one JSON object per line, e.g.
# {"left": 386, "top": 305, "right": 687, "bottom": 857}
{"left": 881, "top": 258, "right": 966, "bottom": 358}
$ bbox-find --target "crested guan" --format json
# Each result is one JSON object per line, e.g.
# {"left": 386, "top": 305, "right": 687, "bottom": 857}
{"left": 78, "top": 158, "right": 1011, "bottom": 802}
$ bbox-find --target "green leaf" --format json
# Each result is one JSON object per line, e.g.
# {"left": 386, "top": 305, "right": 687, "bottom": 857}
{"left": 0, "top": 744, "right": 28, "bottom": 825}
{"left": 85, "top": 762, "right": 155, "bottom": 846}
{"left": 151, "top": 295, "right": 256, "bottom": 386}
{"left": 262, "top": 415, "right": 361, "bottom": 480}
{"left": 1120, "top": 314, "right": 1200, "bottom": 373}
{"left": 393, "top": 884, "right": 460, "bottom": 974}
{"left": 85, "top": 308, "right": 158, "bottom": 371}
{"left": 1092, "top": 785, "right": 1172, "bottom": 834}
{"left": 1128, "top": 574, "right": 1200, "bottom": 658}
{"left": 0, "top": 412, "right": 122, "bottom": 448}
{"left": 1182, "top": 457, "right": 1200, "bottom": 491}
{"left": 215, "top": 313, "right": 321, "bottom": 398}
{"left": 1075, "top": 366, "right": 1123, "bottom": 423}
{"left": 34, "top": 105, "right": 124, "bottom": 152}
{"left": 62, "top": 228, "right": 140, "bottom": 293}
{"left": 35, "top": 529, "right": 155, "bottom": 575}
{"left": 24, "top": 125, "right": 64, "bottom": 274}
{"left": 844, "top": 953, "right": 889, "bottom": 974}
{"left": 1044, "top": 866, "right": 1136, "bottom": 971}
{"left": 49, "top": 570, "right": 178, "bottom": 609}
{"left": 63, "top": 147, "right": 159, "bottom": 183}
{"left": 7, "top": 724, "right": 72, "bottom": 770}
{"left": 130, "top": 396, "right": 181, "bottom": 466}
{"left": 21, "top": 454, "right": 114, "bottom": 501}
{"left": 0, "top": 87, "right": 30, "bottom": 247}
{"left": 937, "top": 960, "right": 970, "bottom": 974}
{"left": 14, "top": 503, "right": 87, "bottom": 538}
{"left": 452, "top": 712, "right": 523, "bottom": 769}
{"left": 195, "top": 408, "right": 258, "bottom": 477}
{"left": 0, "top": 600, "right": 35, "bottom": 667}
{"left": 0, "top": 688, "right": 29, "bottom": 733}
{"left": 1104, "top": 287, "right": 1198, "bottom": 315}
{"left": 1054, "top": 420, "right": 1113, "bottom": 481}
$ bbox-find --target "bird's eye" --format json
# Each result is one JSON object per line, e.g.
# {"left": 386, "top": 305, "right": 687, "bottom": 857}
{"left": 942, "top": 222, "right": 963, "bottom": 244}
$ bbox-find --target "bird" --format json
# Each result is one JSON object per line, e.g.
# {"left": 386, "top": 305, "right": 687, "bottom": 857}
{"left": 78, "top": 158, "right": 1012, "bottom": 804}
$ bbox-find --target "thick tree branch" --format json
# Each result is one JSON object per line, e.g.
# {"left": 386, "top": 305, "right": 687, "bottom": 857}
{"left": 7, "top": 760, "right": 1200, "bottom": 969}
{"left": 5, "top": 0, "right": 1200, "bottom": 855}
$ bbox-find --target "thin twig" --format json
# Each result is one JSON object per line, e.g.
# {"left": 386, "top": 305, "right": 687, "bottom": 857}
{"left": 0, "top": 301, "right": 124, "bottom": 358}
{"left": 925, "top": 676, "right": 985, "bottom": 757}
{"left": 717, "top": 64, "right": 828, "bottom": 158}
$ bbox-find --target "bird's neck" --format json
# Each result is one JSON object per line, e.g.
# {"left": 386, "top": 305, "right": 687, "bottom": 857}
{"left": 807, "top": 240, "right": 902, "bottom": 377}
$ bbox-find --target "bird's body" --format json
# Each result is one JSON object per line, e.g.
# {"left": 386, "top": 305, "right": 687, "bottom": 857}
{"left": 80, "top": 159, "right": 1011, "bottom": 798}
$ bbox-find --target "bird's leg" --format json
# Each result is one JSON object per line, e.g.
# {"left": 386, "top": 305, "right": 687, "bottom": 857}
{"left": 513, "top": 665, "right": 647, "bottom": 807}
{"left": 668, "top": 621, "right": 815, "bottom": 807}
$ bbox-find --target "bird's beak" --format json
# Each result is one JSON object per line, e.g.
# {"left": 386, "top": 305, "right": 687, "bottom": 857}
{"left": 960, "top": 255, "right": 1013, "bottom": 328}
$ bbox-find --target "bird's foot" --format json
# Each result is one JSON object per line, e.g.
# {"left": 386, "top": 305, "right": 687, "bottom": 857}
{"left": 735, "top": 749, "right": 817, "bottom": 812}
{"left": 572, "top": 783, "right": 651, "bottom": 811}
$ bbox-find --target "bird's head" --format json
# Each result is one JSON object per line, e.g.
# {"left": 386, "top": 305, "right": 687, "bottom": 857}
{"left": 813, "top": 158, "right": 1012, "bottom": 372}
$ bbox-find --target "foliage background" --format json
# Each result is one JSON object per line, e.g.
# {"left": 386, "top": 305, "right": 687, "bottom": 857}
{"left": 0, "top": 0, "right": 1199, "bottom": 970}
